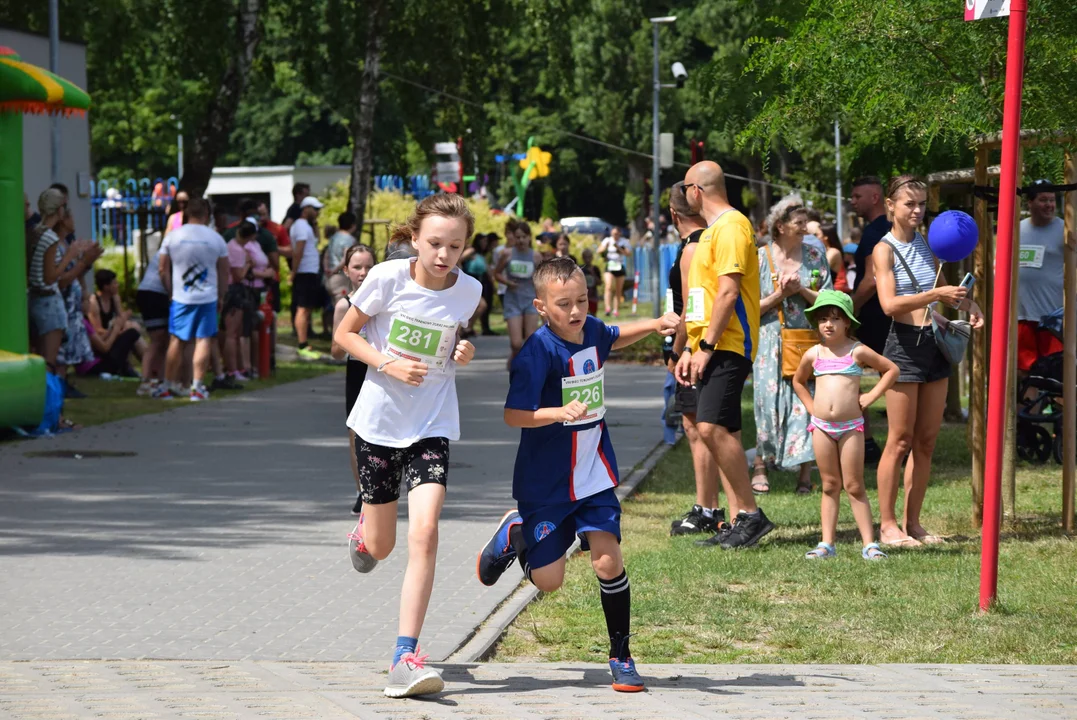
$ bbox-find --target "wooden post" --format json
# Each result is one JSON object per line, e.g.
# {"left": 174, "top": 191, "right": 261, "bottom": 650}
{"left": 1063, "top": 151, "right": 1076, "bottom": 533}
{"left": 970, "top": 147, "right": 990, "bottom": 526}
{"left": 1001, "top": 150, "right": 1023, "bottom": 523}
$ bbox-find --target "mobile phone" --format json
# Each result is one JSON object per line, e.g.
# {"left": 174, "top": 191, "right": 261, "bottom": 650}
{"left": 959, "top": 273, "right": 976, "bottom": 292}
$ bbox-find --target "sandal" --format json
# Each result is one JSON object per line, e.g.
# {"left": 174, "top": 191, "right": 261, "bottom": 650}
{"left": 862, "top": 543, "right": 888, "bottom": 561}
{"left": 805, "top": 542, "right": 836, "bottom": 560}
{"left": 880, "top": 536, "right": 922, "bottom": 548}
{"left": 751, "top": 467, "right": 770, "bottom": 495}
{"left": 795, "top": 481, "right": 813, "bottom": 495}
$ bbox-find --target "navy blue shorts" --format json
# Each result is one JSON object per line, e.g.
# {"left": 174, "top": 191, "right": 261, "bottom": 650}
{"left": 518, "top": 488, "right": 621, "bottom": 571}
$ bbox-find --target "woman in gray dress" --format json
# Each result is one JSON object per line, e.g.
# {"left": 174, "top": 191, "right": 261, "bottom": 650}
{"left": 751, "top": 195, "right": 832, "bottom": 494}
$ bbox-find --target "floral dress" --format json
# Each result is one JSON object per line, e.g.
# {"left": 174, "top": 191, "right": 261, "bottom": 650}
{"left": 753, "top": 242, "right": 833, "bottom": 471}
{"left": 57, "top": 259, "right": 95, "bottom": 368}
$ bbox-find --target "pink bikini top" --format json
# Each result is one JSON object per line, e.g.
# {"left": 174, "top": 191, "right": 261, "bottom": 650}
{"left": 813, "top": 344, "right": 863, "bottom": 377}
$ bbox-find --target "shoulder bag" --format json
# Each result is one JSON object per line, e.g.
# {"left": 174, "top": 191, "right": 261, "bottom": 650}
{"left": 763, "top": 244, "right": 818, "bottom": 378}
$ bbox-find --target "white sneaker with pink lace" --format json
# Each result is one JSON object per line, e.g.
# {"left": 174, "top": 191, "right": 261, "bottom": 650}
{"left": 384, "top": 648, "right": 444, "bottom": 698}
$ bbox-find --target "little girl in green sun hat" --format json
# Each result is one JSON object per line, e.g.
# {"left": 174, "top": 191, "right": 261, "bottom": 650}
{"left": 791, "top": 290, "right": 900, "bottom": 561}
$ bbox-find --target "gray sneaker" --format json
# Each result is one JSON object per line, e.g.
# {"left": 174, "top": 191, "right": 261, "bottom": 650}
{"left": 384, "top": 650, "right": 444, "bottom": 698}
{"left": 348, "top": 518, "right": 378, "bottom": 573}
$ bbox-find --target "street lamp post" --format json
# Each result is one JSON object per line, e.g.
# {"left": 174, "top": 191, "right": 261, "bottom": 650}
{"left": 650, "top": 16, "right": 676, "bottom": 319}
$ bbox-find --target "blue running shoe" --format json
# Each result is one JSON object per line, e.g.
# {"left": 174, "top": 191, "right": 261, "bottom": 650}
{"left": 609, "top": 657, "right": 645, "bottom": 693}
{"left": 476, "top": 509, "right": 522, "bottom": 586}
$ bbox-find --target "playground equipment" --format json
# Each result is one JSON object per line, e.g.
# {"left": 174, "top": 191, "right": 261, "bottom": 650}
{"left": 0, "top": 46, "right": 91, "bottom": 429}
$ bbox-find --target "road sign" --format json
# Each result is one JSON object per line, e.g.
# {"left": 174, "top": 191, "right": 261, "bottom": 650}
{"left": 965, "top": 0, "right": 1009, "bottom": 21}
{"left": 435, "top": 161, "right": 461, "bottom": 180}
{"left": 434, "top": 142, "right": 458, "bottom": 155}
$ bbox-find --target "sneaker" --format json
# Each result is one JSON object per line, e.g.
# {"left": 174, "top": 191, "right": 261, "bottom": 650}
{"left": 609, "top": 657, "right": 645, "bottom": 693}
{"left": 189, "top": 384, "right": 210, "bottom": 402}
{"left": 695, "top": 521, "right": 734, "bottom": 547}
{"left": 297, "top": 346, "right": 322, "bottom": 361}
{"left": 670, "top": 505, "right": 723, "bottom": 536}
{"left": 384, "top": 648, "right": 444, "bottom": 698}
{"left": 348, "top": 516, "right": 378, "bottom": 573}
{"left": 351, "top": 496, "right": 363, "bottom": 517}
{"left": 717, "top": 509, "right": 775, "bottom": 550}
{"left": 152, "top": 383, "right": 177, "bottom": 400}
{"left": 232, "top": 371, "right": 250, "bottom": 382}
{"left": 476, "top": 509, "right": 522, "bottom": 586}
{"left": 136, "top": 379, "right": 157, "bottom": 397}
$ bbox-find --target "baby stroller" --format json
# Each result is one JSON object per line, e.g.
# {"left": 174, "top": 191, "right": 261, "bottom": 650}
{"left": 1016, "top": 308, "right": 1067, "bottom": 464}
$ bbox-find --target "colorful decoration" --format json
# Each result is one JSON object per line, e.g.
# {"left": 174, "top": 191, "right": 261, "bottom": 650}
{"left": 0, "top": 47, "right": 90, "bottom": 116}
{"left": 510, "top": 136, "right": 553, "bottom": 217}
{"left": 929, "top": 210, "right": 979, "bottom": 263}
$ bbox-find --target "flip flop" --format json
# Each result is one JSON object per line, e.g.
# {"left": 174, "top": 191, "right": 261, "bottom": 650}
{"left": 913, "top": 534, "right": 946, "bottom": 545}
{"left": 881, "top": 536, "right": 922, "bottom": 548}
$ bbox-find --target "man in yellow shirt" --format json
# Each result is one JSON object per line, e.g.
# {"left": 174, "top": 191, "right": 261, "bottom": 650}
{"left": 674, "top": 161, "right": 774, "bottom": 549}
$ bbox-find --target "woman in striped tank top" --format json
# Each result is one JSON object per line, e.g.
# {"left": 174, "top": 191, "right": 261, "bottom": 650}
{"left": 872, "top": 176, "right": 984, "bottom": 548}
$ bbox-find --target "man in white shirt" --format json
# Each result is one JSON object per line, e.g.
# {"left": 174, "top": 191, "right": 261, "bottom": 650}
{"left": 159, "top": 197, "right": 229, "bottom": 400}
{"left": 289, "top": 196, "right": 324, "bottom": 360}
{"left": 1016, "top": 179, "right": 1065, "bottom": 376}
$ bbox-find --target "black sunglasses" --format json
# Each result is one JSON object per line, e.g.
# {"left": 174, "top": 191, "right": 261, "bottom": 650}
{"left": 680, "top": 183, "right": 700, "bottom": 194}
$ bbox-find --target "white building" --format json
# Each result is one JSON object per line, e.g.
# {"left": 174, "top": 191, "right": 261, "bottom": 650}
{"left": 205, "top": 165, "right": 351, "bottom": 221}
{"left": 0, "top": 28, "right": 92, "bottom": 237}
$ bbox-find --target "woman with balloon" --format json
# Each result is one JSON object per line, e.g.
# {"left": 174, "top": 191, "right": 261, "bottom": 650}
{"left": 871, "top": 175, "right": 984, "bottom": 548}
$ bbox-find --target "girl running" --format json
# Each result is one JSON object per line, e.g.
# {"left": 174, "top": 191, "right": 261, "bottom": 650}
{"left": 330, "top": 243, "right": 377, "bottom": 516}
{"left": 334, "top": 194, "right": 481, "bottom": 699}
{"left": 597, "top": 227, "right": 631, "bottom": 317}
{"left": 494, "top": 218, "right": 541, "bottom": 365}
{"left": 792, "top": 290, "right": 899, "bottom": 560}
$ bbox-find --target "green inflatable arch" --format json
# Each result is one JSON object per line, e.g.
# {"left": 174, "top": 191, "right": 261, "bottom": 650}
{"left": 0, "top": 46, "right": 90, "bottom": 428}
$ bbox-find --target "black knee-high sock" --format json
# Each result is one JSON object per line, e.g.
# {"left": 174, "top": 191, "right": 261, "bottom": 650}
{"left": 510, "top": 523, "right": 532, "bottom": 583}
{"left": 599, "top": 569, "right": 631, "bottom": 659}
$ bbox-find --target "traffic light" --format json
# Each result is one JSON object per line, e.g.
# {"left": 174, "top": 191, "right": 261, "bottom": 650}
{"left": 690, "top": 138, "right": 705, "bottom": 165}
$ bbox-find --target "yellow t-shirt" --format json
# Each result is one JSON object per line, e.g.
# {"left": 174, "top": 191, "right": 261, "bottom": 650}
{"left": 685, "top": 209, "right": 760, "bottom": 361}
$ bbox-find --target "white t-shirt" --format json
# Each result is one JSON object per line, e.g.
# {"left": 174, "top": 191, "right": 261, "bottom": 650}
{"left": 159, "top": 224, "right": 228, "bottom": 305}
{"left": 1017, "top": 216, "right": 1065, "bottom": 322}
{"left": 346, "top": 258, "right": 482, "bottom": 448}
{"left": 291, "top": 217, "right": 321, "bottom": 274}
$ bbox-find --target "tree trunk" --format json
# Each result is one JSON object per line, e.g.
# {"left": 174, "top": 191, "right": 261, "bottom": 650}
{"left": 626, "top": 160, "right": 646, "bottom": 241}
{"left": 349, "top": 0, "right": 386, "bottom": 223}
{"left": 180, "top": 0, "right": 262, "bottom": 196}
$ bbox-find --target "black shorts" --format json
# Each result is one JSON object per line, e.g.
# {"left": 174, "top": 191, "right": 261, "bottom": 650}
{"left": 345, "top": 358, "right": 367, "bottom": 417}
{"left": 354, "top": 436, "right": 450, "bottom": 505}
{"left": 136, "top": 290, "right": 170, "bottom": 332}
{"left": 223, "top": 285, "right": 257, "bottom": 335}
{"left": 292, "top": 272, "right": 321, "bottom": 309}
{"left": 673, "top": 382, "right": 699, "bottom": 415}
{"left": 695, "top": 350, "right": 752, "bottom": 431}
{"left": 884, "top": 321, "right": 952, "bottom": 384}
{"left": 607, "top": 268, "right": 626, "bottom": 278}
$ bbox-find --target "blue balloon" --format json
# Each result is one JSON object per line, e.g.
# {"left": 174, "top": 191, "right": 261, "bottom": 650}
{"left": 928, "top": 210, "right": 979, "bottom": 263}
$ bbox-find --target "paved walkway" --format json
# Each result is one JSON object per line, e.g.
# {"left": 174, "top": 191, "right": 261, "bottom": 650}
{"left": 0, "top": 335, "right": 670, "bottom": 664}
{"left": 0, "top": 661, "right": 1073, "bottom": 719}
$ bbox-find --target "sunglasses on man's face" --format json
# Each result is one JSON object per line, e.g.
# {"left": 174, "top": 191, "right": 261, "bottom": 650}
{"left": 680, "top": 183, "right": 700, "bottom": 194}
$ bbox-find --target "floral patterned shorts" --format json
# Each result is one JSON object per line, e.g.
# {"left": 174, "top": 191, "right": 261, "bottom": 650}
{"left": 354, "top": 436, "right": 450, "bottom": 505}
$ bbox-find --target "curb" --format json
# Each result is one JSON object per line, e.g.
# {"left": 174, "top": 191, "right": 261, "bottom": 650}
{"left": 446, "top": 437, "right": 678, "bottom": 664}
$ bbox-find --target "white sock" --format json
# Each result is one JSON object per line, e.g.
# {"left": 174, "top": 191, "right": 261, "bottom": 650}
{"left": 701, "top": 507, "right": 715, "bottom": 519}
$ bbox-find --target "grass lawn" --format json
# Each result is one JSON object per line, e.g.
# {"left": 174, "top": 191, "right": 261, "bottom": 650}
{"left": 495, "top": 378, "right": 1077, "bottom": 665}
{"left": 61, "top": 362, "right": 341, "bottom": 429}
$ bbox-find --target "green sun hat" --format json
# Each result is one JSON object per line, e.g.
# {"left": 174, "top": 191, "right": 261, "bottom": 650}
{"left": 805, "top": 289, "right": 860, "bottom": 328}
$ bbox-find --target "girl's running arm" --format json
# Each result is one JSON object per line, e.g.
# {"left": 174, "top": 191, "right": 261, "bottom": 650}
{"left": 853, "top": 344, "right": 899, "bottom": 409}
{"left": 334, "top": 305, "right": 429, "bottom": 386}
{"left": 611, "top": 312, "right": 679, "bottom": 350}
{"left": 329, "top": 297, "right": 352, "bottom": 360}
{"left": 791, "top": 346, "right": 818, "bottom": 417}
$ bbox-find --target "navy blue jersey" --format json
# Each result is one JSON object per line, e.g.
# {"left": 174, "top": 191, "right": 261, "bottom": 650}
{"left": 506, "top": 317, "right": 621, "bottom": 504}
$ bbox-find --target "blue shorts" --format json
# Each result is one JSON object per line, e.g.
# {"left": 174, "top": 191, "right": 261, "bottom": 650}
{"left": 518, "top": 488, "right": 621, "bottom": 570}
{"left": 169, "top": 301, "right": 218, "bottom": 341}
{"left": 502, "top": 287, "right": 538, "bottom": 319}
{"left": 28, "top": 293, "right": 67, "bottom": 336}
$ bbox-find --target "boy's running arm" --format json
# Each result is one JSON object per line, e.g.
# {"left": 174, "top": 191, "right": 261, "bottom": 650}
{"left": 790, "top": 346, "right": 818, "bottom": 417}
{"left": 611, "top": 312, "right": 679, "bottom": 350}
{"left": 505, "top": 403, "right": 589, "bottom": 428}
{"left": 853, "top": 344, "right": 899, "bottom": 409}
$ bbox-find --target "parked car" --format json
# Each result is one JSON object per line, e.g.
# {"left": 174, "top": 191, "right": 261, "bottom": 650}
{"left": 558, "top": 216, "right": 620, "bottom": 236}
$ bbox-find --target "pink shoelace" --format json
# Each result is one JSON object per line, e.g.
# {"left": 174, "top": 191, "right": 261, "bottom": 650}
{"left": 347, "top": 517, "right": 368, "bottom": 553}
{"left": 396, "top": 646, "right": 430, "bottom": 670}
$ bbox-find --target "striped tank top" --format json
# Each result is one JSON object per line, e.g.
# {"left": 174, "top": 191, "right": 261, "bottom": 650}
{"left": 885, "top": 231, "right": 937, "bottom": 296}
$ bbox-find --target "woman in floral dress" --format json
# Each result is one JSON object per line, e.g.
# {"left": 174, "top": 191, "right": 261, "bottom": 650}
{"left": 752, "top": 195, "right": 832, "bottom": 494}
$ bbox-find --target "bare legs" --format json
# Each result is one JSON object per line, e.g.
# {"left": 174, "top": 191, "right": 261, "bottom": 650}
{"left": 682, "top": 411, "right": 726, "bottom": 513}
{"left": 812, "top": 428, "right": 874, "bottom": 547}
{"left": 877, "top": 378, "right": 947, "bottom": 544}
{"left": 697, "top": 423, "right": 757, "bottom": 515}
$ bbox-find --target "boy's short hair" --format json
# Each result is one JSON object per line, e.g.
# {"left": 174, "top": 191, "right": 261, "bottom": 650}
{"left": 533, "top": 256, "right": 584, "bottom": 296}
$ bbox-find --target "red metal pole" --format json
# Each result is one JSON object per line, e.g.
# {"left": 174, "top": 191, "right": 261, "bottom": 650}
{"left": 980, "top": 0, "right": 1028, "bottom": 612}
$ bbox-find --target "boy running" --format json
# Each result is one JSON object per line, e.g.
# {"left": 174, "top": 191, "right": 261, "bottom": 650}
{"left": 335, "top": 195, "right": 481, "bottom": 699}
{"left": 477, "top": 257, "right": 678, "bottom": 693}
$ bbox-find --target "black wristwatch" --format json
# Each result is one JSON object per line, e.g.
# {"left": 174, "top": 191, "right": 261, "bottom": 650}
{"left": 698, "top": 339, "right": 716, "bottom": 352}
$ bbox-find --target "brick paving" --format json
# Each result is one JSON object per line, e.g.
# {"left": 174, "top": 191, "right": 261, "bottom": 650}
{"left": 0, "top": 661, "right": 1074, "bottom": 719}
